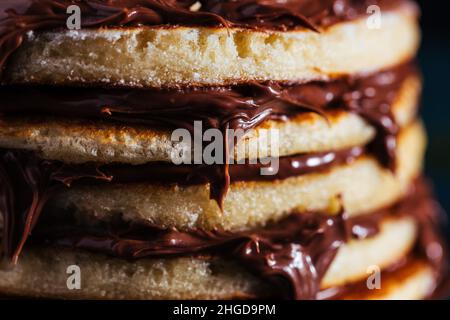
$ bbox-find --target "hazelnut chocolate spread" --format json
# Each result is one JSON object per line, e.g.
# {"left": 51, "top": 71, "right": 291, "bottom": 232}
{"left": 0, "top": 142, "right": 447, "bottom": 299}
{"left": 0, "top": 64, "right": 415, "bottom": 269}
{"left": 0, "top": 149, "right": 112, "bottom": 266}
{"left": 0, "top": 145, "right": 362, "bottom": 266}
{"left": 36, "top": 209, "right": 348, "bottom": 300}
{"left": 0, "top": 0, "right": 411, "bottom": 74}
{"left": 23, "top": 179, "right": 450, "bottom": 299}
{"left": 0, "top": 64, "right": 415, "bottom": 205}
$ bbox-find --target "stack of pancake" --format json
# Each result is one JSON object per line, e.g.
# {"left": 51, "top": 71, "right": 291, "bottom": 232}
{"left": 0, "top": 0, "right": 448, "bottom": 300}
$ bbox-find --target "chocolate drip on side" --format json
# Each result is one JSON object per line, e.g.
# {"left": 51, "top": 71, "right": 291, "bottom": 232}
{"left": 0, "top": 149, "right": 112, "bottom": 265}
{"left": 407, "top": 182, "right": 448, "bottom": 281}
{"left": 0, "top": 0, "right": 411, "bottom": 75}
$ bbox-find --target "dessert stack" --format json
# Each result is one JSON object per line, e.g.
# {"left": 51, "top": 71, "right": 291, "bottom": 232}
{"left": 0, "top": 0, "right": 448, "bottom": 299}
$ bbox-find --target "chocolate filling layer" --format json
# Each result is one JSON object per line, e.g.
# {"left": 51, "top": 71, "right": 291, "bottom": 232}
{"left": 0, "top": 0, "right": 411, "bottom": 74}
{"left": 0, "top": 64, "right": 415, "bottom": 206}
{"left": 26, "top": 179, "right": 450, "bottom": 299}
{"left": 0, "top": 145, "right": 363, "bottom": 266}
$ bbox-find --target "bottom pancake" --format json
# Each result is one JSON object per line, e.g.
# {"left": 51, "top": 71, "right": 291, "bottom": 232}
{"left": 0, "top": 246, "right": 441, "bottom": 300}
{"left": 0, "top": 217, "right": 419, "bottom": 299}
{"left": 0, "top": 185, "right": 447, "bottom": 300}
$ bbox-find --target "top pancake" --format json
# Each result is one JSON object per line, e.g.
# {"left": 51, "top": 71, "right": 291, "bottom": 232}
{"left": 1, "top": 1, "right": 419, "bottom": 87}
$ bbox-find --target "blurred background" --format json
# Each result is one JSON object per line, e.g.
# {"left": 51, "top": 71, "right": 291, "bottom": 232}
{"left": 416, "top": 0, "right": 450, "bottom": 243}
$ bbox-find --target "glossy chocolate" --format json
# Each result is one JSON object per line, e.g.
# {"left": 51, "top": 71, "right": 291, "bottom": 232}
{"left": 29, "top": 179, "right": 448, "bottom": 300}
{"left": 0, "top": 145, "right": 363, "bottom": 266}
{"left": 0, "top": 64, "right": 415, "bottom": 205}
{"left": 0, "top": 0, "right": 411, "bottom": 74}
{"left": 0, "top": 62, "right": 416, "bottom": 270}
{"left": 0, "top": 150, "right": 112, "bottom": 265}
{"left": 0, "top": 144, "right": 447, "bottom": 299}
{"left": 37, "top": 210, "right": 348, "bottom": 300}
{"left": 71, "top": 146, "right": 364, "bottom": 184}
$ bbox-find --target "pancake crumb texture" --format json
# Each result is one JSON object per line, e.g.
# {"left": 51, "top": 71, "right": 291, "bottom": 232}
{"left": 49, "top": 121, "right": 426, "bottom": 231}
{"left": 5, "top": 7, "right": 419, "bottom": 87}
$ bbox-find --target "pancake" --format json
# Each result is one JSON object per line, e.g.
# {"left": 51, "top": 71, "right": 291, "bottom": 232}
{"left": 4, "top": 4, "right": 419, "bottom": 87}
{"left": 0, "top": 73, "right": 420, "bottom": 164}
{"left": 0, "top": 216, "right": 420, "bottom": 300}
{"left": 47, "top": 121, "right": 425, "bottom": 231}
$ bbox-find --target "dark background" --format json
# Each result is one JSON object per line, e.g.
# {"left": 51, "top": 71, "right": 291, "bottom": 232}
{"left": 416, "top": 1, "right": 450, "bottom": 242}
